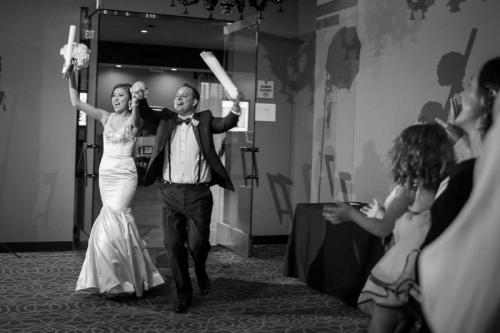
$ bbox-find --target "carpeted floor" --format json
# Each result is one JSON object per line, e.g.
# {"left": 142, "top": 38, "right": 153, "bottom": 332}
{"left": 0, "top": 245, "right": 369, "bottom": 332}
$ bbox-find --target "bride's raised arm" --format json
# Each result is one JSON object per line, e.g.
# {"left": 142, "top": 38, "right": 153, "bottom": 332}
{"left": 68, "top": 71, "right": 109, "bottom": 125}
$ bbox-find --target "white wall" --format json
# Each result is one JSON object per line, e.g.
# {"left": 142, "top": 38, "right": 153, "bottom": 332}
{"left": 0, "top": 0, "right": 92, "bottom": 243}
{"left": 309, "top": 0, "right": 500, "bottom": 204}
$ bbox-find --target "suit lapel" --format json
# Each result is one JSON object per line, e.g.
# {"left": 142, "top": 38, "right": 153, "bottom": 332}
{"left": 158, "top": 117, "right": 178, "bottom": 152}
{"left": 192, "top": 113, "right": 202, "bottom": 150}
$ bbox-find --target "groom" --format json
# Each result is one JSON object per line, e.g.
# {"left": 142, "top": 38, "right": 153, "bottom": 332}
{"left": 134, "top": 82, "right": 240, "bottom": 313}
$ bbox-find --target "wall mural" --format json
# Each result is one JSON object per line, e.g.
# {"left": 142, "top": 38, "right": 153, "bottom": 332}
{"left": 408, "top": 0, "right": 490, "bottom": 17}
{"left": 407, "top": 0, "right": 435, "bottom": 20}
{"left": 0, "top": 56, "right": 6, "bottom": 111}
{"left": 260, "top": 33, "right": 315, "bottom": 104}
{"left": 447, "top": 0, "right": 467, "bottom": 12}
{"left": 361, "top": 0, "right": 421, "bottom": 58}
{"left": 324, "top": 26, "right": 361, "bottom": 128}
{"left": 418, "top": 28, "right": 477, "bottom": 123}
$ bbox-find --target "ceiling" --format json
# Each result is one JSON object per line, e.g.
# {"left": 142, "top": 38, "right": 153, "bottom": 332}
{"left": 99, "top": 13, "right": 228, "bottom": 50}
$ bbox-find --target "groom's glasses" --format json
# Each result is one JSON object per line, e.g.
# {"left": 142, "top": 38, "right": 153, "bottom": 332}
{"left": 175, "top": 93, "right": 192, "bottom": 99}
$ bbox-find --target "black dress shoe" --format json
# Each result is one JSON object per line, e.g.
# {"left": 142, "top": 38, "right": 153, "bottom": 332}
{"left": 174, "top": 297, "right": 192, "bottom": 313}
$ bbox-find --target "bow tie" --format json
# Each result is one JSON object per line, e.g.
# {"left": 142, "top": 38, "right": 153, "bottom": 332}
{"left": 176, "top": 117, "right": 192, "bottom": 125}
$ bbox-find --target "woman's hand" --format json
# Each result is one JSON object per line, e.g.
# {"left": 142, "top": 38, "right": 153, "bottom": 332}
{"left": 322, "top": 203, "right": 353, "bottom": 224}
{"left": 361, "top": 198, "right": 384, "bottom": 219}
{"left": 130, "top": 96, "right": 140, "bottom": 109}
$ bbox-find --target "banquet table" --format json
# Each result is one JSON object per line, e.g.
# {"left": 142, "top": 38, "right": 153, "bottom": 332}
{"left": 284, "top": 203, "right": 384, "bottom": 306}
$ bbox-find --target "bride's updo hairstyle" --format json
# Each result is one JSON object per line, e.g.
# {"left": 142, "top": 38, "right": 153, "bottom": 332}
{"left": 110, "top": 83, "right": 132, "bottom": 100}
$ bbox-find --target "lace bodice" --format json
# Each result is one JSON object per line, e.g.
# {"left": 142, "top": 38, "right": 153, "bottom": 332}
{"left": 103, "top": 114, "right": 137, "bottom": 157}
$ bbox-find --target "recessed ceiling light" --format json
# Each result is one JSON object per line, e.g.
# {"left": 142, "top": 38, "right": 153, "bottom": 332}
{"left": 141, "top": 29, "right": 148, "bottom": 34}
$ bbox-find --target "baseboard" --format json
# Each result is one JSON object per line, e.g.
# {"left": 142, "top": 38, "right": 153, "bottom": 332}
{"left": 0, "top": 242, "right": 74, "bottom": 252}
{"left": 252, "top": 235, "right": 288, "bottom": 245}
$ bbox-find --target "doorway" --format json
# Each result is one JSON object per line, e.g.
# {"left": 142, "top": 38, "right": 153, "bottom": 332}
{"left": 74, "top": 8, "right": 260, "bottom": 256}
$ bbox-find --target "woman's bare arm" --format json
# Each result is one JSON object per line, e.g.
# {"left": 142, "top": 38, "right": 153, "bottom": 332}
{"left": 68, "top": 71, "right": 108, "bottom": 124}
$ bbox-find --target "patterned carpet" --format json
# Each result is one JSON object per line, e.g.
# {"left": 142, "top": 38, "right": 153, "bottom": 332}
{"left": 0, "top": 245, "right": 369, "bottom": 332}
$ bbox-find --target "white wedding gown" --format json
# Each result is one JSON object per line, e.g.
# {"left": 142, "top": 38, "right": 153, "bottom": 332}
{"left": 76, "top": 114, "right": 164, "bottom": 297}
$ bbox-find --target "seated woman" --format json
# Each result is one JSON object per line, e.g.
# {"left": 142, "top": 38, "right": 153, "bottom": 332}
{"left": 324, "top": 123, "right": 455, "bottom": 333}
{"left": 422, "top": 74, "right": 494, "bottom": 249}
{"left": 419, "top": 57, "right": 500, "bottom": 333}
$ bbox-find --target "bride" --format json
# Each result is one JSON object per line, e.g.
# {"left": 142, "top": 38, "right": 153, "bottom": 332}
{"left": 67, "top": 70, "right": 164, "bottom": 297}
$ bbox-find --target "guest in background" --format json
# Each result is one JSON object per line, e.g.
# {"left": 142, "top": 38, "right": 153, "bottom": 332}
{"left": 324, "top": 123, "right": 455, "bottom": 333}
{"left": 420, "top": 57, "right": 500, "bottom": 333}
{"left": 422, "top": 65, "right": 496, "bottom": 249}
{"left": 133, "top": 82, "right": 240, "bottom": 313}
{"left": 67, "top": 71, "right": 165, "bottom": 298}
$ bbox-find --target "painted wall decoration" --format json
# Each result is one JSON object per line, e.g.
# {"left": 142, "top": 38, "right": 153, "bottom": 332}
{"left": 447, "top": 0, "right": 468, "bottom": 13}
{"left": 361, "top": 1, "right": 420, "bottom": 58}
{"left": 407, "top": 0, "right": 435, "bottom": 20}
{"left": 418, "top": 28, "right": 477, "bottom": 123}
{"left": 311, "top": 0, "right": 360, "bottom": 203}
{"left": 324, "top": 26, "right": 361, "bottom": 127}
{"left": 260, "top": 33, "right": 315, "bottom": 104}
{"left": 0, "top": 56, "right": 6, "bottom": 111}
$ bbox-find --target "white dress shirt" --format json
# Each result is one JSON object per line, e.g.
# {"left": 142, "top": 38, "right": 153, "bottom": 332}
{"left": 163, "top": 119, "right": 211, "bottom": 184}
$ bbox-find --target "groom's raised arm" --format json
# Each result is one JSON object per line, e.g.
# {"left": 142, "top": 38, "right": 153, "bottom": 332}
{"left": 210, "top": 94, "right": 242, "bottom": 133}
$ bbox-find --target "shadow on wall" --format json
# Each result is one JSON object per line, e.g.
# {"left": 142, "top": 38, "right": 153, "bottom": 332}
{"left": 324, "top": 26, "right": 361, "bottom": 128}
{"left": 259, "top": 32, "right": 316, "bottom": 105}
{"left": 418, "top": 28, "right": 477, "bottom": 123}
{"left": 354, "top": 141, "right": 388, "bottom": 203}
{"left": 266, "top": 172, "right": 293, "bottom": 226}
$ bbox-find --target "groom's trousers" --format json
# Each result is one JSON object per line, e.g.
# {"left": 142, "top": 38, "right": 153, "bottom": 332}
{"left": 158, "top": 182, "right": 213, "bottom": 302}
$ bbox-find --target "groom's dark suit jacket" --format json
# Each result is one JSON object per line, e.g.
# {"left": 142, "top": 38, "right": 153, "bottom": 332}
{"left": 138, "top": 99, "right": 238, "bottom": 191}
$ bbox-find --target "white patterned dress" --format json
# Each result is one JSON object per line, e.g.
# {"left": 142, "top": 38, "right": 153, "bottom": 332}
{"left": 357, "top": 188, "right": 434, "bottom": 313}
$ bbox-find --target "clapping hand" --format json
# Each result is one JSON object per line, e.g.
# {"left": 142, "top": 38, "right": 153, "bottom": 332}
{"left": 435, "top": 93, "right": 465, "bottom": 143}
{"left": 322, "top": 202, "right": 352, "bottom": 224}
{"left": 449, "top": 93, "right": 462, "bottom": 123}
{"left": 361, "top": 198, "right": 384, "bottom": 219}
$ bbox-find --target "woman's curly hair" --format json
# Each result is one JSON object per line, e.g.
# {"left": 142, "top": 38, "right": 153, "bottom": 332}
{"left": 388, "top": 123, "right": 456, "bottom": 192}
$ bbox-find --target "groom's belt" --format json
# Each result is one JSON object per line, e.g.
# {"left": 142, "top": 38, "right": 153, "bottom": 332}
{"left": 159, "top": 178, "right": 210, "bottom": 187}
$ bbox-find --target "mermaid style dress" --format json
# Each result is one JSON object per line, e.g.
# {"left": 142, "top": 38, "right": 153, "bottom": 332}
{"left": 76, "top": 114, "right": 164, "bottom": 297}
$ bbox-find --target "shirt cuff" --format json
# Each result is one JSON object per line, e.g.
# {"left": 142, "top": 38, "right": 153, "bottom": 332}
{"left": 230, "top": 104, "right": 241, "bottom": 115}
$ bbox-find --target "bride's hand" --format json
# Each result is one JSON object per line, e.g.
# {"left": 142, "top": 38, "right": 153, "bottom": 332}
{"left": 130, "top": 81, "right": 148, "bottom": 100}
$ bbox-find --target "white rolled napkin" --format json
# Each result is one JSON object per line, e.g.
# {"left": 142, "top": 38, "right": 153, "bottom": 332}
{"left": 62, "top": 25, "right": 76, "bottom": 74}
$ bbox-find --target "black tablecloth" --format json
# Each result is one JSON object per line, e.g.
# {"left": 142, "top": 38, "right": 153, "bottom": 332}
{"left": 284, "top": 203, "right": 383, "bottom": 306}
